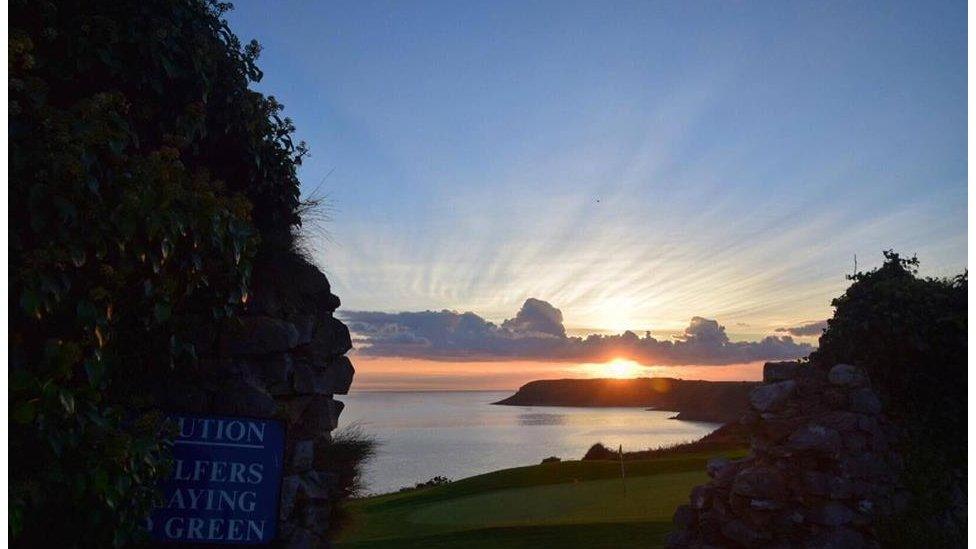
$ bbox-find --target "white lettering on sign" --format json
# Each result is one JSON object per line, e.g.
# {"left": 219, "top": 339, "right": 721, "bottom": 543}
{"left": 152, "top": 415, "right": 283, "bottom": 543}
{"left": 163, "top": 517, "right": 266, "bottom": 542}
{"left": 177, "top": 417, "right": 267, "bottom": 446}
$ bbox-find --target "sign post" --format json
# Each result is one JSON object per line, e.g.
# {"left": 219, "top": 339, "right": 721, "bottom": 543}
{"left": 148, "top": 415, "right": 285, "bottom": 544}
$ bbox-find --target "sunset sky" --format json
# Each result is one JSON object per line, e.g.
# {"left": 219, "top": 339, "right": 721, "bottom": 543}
{"left": 228, "top": 1, "right": 966, "bottom": 389}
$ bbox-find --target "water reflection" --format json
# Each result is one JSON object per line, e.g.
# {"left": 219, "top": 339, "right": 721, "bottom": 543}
{"left": 517, "top": 412, "right": 568, "bottom": 426}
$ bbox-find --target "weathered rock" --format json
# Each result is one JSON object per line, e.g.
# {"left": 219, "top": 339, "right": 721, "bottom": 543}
{"left": 292, "top": 314, "right": 317, "bottom": 346}
{"left": 210, "top": 377, "right": 277, "bottom": 417}
{"left": 749, "top": 498, "right": 784, "bottom": 511}
{"left": 706, "top": 457, "right": 731, "bottom": 479}
{"left": 299, "top": 470, "right": 331, "bottom": 501}
{"left": 219, "top": 316, "right": 300, "bottom": 355}
{"left": 280, "top": 475, "right": 302, "bottom": 520}
{"left": 301, "top": 504, "right": 331, "bottom": 530}
{"left": 749, "top": 380, "right": 796, "bottom": 412}
{"left": 282, "top": 525, "right": 317, "bottom": 549}
{"left": 787, "top": 423, "right": 842, "bottom": 453}
{"left": 292, "top": 356, "right": 355, "bottom": 396}
{"left": 763, "top": 361, "right": 801, "bottom": 382}
{"left": 828, "top": 476, "right": 853, "bottom": 499}
{"left": 849, "top": 387, "right": 882, "bottom": 415}
{"left": 808, "top": 502, "right": 855, "bottom": 526}
{"left": 732, "top": 467, "right": 786, "bottom": 500}
{"left": 323, "top": 356, "right": 355, "bottom": 395}
{"left": 291, "top": 440, "right": 315, "bottom": 473}
{"left": 803, "top": 527, "right": 865, "bottom": 549}
{"left": 295, "top": 396, "right": 344, "bottom": 436}
{"left": 690, "top": 485, "right": 712, "bottom": 509}
{"left": 668, "top": 356, "right": 903, "bottom": 547}
{"left": 721, "top": 519, "right": 767, "bottom": 547}
{"left": 307, "top": 316, "right": 352, "bottom": 359}
{"left": 819, "top": 411, "right": 860, "bottom": 432}
{"left": 827, "top": 363, "right": 868, "bottom": 387}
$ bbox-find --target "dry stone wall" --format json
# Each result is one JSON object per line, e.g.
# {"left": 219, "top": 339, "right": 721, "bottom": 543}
{"left": 150, "top": 258, "right": 353, "bottom": 548}
{"left": 667, "top": 361, "right": 905, "bottom": 548}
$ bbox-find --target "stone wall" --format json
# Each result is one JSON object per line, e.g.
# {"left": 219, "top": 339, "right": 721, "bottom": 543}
{"left": 667, "top": 361, "right": 905, "bottom": 548}
{"left": 150, "top": 256, "right": 353, "bottom": 548}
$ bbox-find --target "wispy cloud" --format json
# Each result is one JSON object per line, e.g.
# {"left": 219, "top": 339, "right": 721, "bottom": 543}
{"left": 341, "top": 298, "right": 813, "bottom": 366}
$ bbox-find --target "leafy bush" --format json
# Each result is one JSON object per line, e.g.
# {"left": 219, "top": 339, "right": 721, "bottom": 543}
{"left": 812, "top": 250, "right": 967, "bottom": 545}
{"left": 9, "top": 1, "right": 308, "bottom": 545}
{"left": 399, "top": 476, "right": 453, "bottom": 492}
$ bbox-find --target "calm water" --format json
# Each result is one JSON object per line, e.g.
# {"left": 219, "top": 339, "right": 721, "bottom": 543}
{"left": 337, "top": 391, "right": 720, "bottom": 495}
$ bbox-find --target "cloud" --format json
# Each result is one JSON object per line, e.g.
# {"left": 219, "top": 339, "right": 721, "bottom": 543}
{"left": 499, "top": 298, "right": 566, "bottom": 337}
{"left": 341, "top": 298, "right": 814, "bottom": 365}
{"left": 775, "top": 320, "right": 828, "bottom": 337}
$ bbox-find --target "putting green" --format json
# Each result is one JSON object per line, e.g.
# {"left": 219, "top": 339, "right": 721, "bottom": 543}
{"left": 337, "top": 448, "right": 746, "bottom": 548}
{"left": 409, "top": 471, "right": 707, "bottom": 527}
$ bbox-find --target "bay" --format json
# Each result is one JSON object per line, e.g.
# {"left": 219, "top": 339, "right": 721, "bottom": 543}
{"left": 337, "top": 391, "right": 721, "bottom": 495}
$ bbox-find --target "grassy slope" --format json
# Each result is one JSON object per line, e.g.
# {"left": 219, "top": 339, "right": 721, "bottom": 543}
{"left": 337, "top": 448, "right": 747, "bottom": 548}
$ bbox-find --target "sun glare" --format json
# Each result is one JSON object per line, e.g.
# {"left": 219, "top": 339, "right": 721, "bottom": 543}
{"left": 603, "top": 358, "right": 644, "bottom": 378}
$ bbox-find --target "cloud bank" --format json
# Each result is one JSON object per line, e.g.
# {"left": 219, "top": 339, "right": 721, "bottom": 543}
{"left": 341, "top": 299, "right": 814, "bottom": 366}
{"left": 775, "top": 320, "right": 828, "bottom": 337}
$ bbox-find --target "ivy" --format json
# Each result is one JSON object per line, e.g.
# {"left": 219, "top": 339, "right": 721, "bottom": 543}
{"left": 10, "top": 1, "right": 308, "bottom": 545}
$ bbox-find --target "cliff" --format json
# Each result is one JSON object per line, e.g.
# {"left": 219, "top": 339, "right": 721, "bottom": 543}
{"left": 494, "top": 377, "right": 758, "bottom": 423}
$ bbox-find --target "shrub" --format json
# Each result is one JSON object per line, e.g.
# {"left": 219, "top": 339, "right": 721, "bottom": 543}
{"left": 811, "top": 250, "right": 967, "bottom": 545}
{"left": 316, "top": 426, "right": 378, "bottom": 535}
{"left": 9, "top": 1, "right": 309, "bottom": 545}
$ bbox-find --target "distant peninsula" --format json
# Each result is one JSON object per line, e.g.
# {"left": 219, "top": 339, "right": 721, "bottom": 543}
{"left": 494, "top": 377, "right": 758, "bottom": 423}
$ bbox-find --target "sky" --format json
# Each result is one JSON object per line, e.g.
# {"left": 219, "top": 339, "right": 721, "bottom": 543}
{"left": 227, "top": 1, "right": 966, "bottom": 389}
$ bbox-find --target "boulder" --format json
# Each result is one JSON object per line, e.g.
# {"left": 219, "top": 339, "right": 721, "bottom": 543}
{"left": 721, "top": 519, "right": 767, "bottom": 547}
{"left": 706, "top": 457, "right": 731, "bottom": 479}
{"left": 299, "top": 470, "right": 331, "bottom": 501}
{"left": 849, "top": 387, "right": 882, "bottom": 415}
{"left": 787, "top": 424, "right": 842, "bottom": 453}
{"left": 292, "top": 314, "right": 317, "bottom": 346}
{"left": 749, "top": 380, "right": 796, "bottom": 412}
{"left": 690, "top": 485, "right": 713, "bottom": 509}
{"left": 827, "top": 363, "right": 868, "bottom": 387}
{"left": 219, "top": 316, "right": 300, "bottom": 355}
{"left": 211, "top": 377, "right": 277, "bottom": 417}
{"left": 295, "top": 396, "right": 344, "bottom": 436}
{"left": 307, "top": 316, "right": 352, "bottom": 359}
{"left": 732, "top": 467, "right": 787, "bottom": 500}
{"left": 292, "top": 356, "right": 355, "bottom": 396}
{"left": 323, "top": 356, "right": 355, "bottom": 395}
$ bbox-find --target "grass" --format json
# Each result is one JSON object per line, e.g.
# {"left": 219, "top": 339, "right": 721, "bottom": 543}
{"left": 336, "top": 447, "right": 747, "bottom": 548}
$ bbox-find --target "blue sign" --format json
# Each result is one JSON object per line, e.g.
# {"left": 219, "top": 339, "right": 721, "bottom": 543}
{"left": 149, "top": 415, "right": 285, "bottom": 544}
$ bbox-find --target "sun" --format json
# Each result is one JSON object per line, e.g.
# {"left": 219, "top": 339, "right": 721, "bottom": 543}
{"left": 603, "top": 358, "right": 644, "bottom": 378}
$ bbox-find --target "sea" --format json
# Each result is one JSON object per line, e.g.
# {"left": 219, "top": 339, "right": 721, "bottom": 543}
{"left": 336, "top": 391, "right": 721, "bottom": 495}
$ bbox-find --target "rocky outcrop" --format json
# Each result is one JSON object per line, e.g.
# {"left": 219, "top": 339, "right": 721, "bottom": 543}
{"left": 667, "top": 362, "right": 904, "bottom": 548}
{"left": 151, "top": 255, "right": 353, "bottom": 548}
{"left": 495, "top": 378, "right": 758, "bottom": 422}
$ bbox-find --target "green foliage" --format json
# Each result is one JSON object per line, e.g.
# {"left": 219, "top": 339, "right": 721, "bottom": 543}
{"left": 9, "top": 0, "right": 308, "bottom": 545}
{"left": 811, "top": 250, "right": 967, "bottom": 545}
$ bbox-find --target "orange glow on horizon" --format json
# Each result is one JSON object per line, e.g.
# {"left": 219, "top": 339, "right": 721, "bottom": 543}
{"left": 584, "top": 358, "right": 645, "bottom": 379}
{"left": 346, "top": 354, "right": 765, "bottom": 391}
